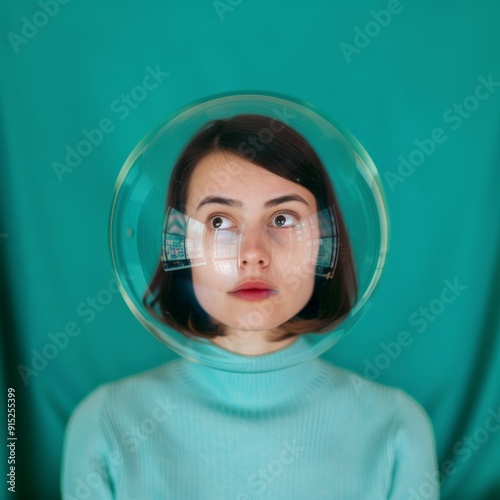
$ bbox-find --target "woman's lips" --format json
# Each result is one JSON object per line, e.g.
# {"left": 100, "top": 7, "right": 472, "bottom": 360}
{"left": 229, "top": 289, "right": 277, "bottom": 301}
{"left": 228, "top": 280, "right": 277, "bottom": 301}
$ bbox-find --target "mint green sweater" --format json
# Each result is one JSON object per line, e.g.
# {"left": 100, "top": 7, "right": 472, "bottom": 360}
{"left": 61, "top": 338, "right": 439, "bottom": 499}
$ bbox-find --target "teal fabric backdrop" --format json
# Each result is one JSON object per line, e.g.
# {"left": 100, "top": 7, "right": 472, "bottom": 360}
{"left": 1, "top": 1, "right": 499, "bottom": 498}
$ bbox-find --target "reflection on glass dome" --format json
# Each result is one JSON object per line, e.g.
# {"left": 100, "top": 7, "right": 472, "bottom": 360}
{"left": 110, "top": 93, "right": 388, "bottom": 373}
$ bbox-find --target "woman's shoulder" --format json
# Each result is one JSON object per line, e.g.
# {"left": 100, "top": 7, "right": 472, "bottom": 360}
{"left": 314, "top": 361, "right": 438, "bottom": 496}
{"left": 315, "top": 359, "right": 434, "bottom": 428}
{"left": 67, "top": 359, "right": 185, "bottom": 426}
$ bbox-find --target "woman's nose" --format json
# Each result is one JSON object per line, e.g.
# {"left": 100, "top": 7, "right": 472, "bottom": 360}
{"left": 238, "top": 224, "right": 271, "bottom": 269}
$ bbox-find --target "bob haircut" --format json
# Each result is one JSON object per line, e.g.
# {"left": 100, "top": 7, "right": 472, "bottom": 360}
{"left": 144, "top": 114, "right": 358, "bottom": 342}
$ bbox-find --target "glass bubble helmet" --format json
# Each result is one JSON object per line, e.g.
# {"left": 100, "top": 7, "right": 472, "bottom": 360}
{"left": 110, "top": 93, "right": 388, "bottom": 373}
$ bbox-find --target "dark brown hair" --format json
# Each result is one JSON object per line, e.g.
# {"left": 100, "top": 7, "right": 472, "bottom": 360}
{"left": 144, "top": 114, "right": 357, "bottom": 341}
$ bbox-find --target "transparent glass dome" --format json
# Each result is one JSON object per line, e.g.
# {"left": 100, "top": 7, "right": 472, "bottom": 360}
{"left": 110, "top": 93, "right": 388, "bottom": 372}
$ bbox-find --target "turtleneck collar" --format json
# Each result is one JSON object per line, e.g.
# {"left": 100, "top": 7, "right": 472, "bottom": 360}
{"left": 177, "top": 336, "right": 327, "bottom": 409}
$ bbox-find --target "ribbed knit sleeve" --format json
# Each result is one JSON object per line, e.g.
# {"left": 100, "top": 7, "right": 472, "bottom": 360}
{"left": 61, "top": 386, "right": 116, "bottom": 500}
{"left": 388, "top": 390, "right": 439, "bottom": 500}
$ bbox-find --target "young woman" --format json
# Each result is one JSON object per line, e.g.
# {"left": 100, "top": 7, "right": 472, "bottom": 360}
{"left": 62, "top": 114, "right": 438, "bottom": 499}
{"left": 144, "top": 114, "right": 357, "bottom": 357}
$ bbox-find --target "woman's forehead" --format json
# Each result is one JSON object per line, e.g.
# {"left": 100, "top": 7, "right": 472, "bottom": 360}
{"left": 186, "top": 153, "right": 317, "bottom": 209}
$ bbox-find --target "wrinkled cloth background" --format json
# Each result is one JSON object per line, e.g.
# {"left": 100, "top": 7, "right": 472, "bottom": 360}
{"left": 1, "top": 1, "right": 499, "bottom": 499}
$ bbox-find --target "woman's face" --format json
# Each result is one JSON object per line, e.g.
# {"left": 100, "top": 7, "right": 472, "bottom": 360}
{"left": 185, "top": 152, "right": 320, "bottom": 334}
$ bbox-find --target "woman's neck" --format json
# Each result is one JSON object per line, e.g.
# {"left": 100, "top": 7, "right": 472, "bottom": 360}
{"left": 210, "top": 328, "right": 298, "bottom": 355}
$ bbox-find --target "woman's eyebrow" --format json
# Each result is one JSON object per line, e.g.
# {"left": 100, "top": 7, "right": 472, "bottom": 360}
{"left": 264, "top": 194, "right": 310, "bottom": 208}
{"left": 196, "top": 196, "right": 243, "bottom": 210}
{"left": 196, "top": 194, "right": 309, "bottom": 211}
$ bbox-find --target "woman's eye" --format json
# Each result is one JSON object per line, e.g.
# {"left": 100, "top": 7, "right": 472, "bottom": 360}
{"left": 270, "top": 213, "right": 296, "bottom": 228}
{"left": 210, "top": 216, "right": 233, "bottom": 230}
